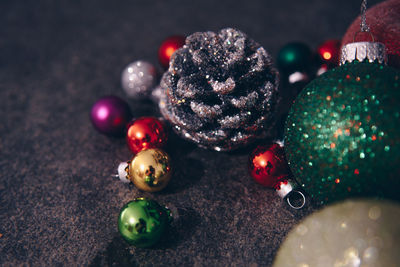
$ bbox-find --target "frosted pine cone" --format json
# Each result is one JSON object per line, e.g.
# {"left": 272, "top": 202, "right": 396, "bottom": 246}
{"left": 159, "top": 28, "right": 279, "bottom": 151}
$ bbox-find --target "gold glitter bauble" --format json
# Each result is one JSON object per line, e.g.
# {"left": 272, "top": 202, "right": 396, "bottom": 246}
{"left": 274, "top": 199, "right": 400, "bottom": 267}
{"left": 128, "top": 148, "right": 172, "bottom": 192}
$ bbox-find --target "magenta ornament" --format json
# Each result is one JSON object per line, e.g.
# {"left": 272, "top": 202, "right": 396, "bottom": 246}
{"left": 90, "top": 95, "right": 132, "bottom": 136}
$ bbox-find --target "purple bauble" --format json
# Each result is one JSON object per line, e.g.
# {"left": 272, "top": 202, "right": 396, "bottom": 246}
{"left": 90, "top": 95, "right": 132, "bottom": 136}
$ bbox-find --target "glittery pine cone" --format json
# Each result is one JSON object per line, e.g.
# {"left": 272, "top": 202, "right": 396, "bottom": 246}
{"left": 159, "top": 28, "right": 279, "bottom": 151}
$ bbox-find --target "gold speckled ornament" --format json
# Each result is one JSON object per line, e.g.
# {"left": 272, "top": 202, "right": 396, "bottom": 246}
{"left": 128, "top": 148, "right": 172, "bottom": 192}
{"left": 273, "top": 199, "right": 400, "bottom": 267}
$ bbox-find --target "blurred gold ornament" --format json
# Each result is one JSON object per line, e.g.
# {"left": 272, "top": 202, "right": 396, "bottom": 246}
{"left": 273, "top": 199, "right": 400, "bottom": 267}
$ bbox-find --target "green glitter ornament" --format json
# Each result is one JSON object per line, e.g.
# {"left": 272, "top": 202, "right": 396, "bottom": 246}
{"left": 284, "top": 41, "right": 400, "bottom": 205}
{"left": 118, "top": 198, "right": 171, "bottom": 247}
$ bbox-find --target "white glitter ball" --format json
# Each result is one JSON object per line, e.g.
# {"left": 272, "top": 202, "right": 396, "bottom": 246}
{"left": 121, "top": 60, "right": 157, "bottom": 98}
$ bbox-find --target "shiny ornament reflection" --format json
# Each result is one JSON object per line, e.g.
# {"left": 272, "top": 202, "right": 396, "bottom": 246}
{"left": 128, "top": 148, "right": 172, "bottom": 192}
{"left": 126, "top": 117, "right": 168, "bottom": 154}
{"left": 248, "top": 143, "right": 289, "bottom": 188}
{"left": 118, "top": 198, "right": 171, "bottom": 247}
{"left": 121, "top": 60, "right": 157, "bottom": 98}
{"left": 273, "top": 199, "right": 400, "bottom": 267}
{"left": 90, "top": 95, "right": 132, "bottom": 136}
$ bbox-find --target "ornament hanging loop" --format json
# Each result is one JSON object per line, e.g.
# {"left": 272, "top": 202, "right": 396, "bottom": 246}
{"left": 352, "top": 0, "right": 375, "bottom": 44}
{"left": 286, "top": 190, "right": 306, "bottom": 210}
{"left": 276, "top": 180, "right": 306, "bottom": 210}
{"left": 360, "top": 0, "right": 370, "bottom": 33}
{"left": 352, "top": 30, "right": 375, "bottom": 43}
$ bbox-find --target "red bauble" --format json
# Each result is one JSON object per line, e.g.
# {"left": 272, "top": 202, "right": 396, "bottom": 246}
{"left": 158, "top": 35, "right": 185, "bottom": 69}
{"left": 317, "top": 39, "right": 341, "bottom": 67}
{"left": 248, "top": 143, "right": 290, "bottom": 188}
{"left": 342, "top": 0, "right": 400, "bottom": 69}
{"left": 126, "top": 117, "right": 168, "bottom": 154}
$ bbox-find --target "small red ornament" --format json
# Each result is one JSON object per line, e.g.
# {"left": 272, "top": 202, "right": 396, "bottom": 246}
{"left": 158, "top": 35, "right": 185, "bottom": 69}
{"left": 126, "top": 117, "right": 168, "bottom": 154}
{"left": 248, "top": 143, "right": 290, "bottom": 188}
{"left": 317, "top": 39, "right": 341, "bottom": 67}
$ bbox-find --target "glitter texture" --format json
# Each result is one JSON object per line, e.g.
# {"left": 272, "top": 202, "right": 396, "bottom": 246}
{"left": 159, "top": 28, "right": 279, "bottom": 151}
{"left": 284, "top": 61, "right": 400, "bottom": 205}
{"left": 274, "top": 199, "right": 400, "bottom": 267}
{"left": 121, "top": 61, "right": 157, "bottom": 98}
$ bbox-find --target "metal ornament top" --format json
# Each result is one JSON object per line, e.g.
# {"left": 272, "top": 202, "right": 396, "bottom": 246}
{"left": 340, "top": 41, "right": 387, "bottom": 65}
{"left": 340, "top": 0, "right": 388, "bottom": 66}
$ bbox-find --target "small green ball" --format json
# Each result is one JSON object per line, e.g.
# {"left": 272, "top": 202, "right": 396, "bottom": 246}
{"left": 277, "top": 42, "right": 312, "bottom": 74}
{"left": 118, "top": 198, "right": 170, "bottom": 247}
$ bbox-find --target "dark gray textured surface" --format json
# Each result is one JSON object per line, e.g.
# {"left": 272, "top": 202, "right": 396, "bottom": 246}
{"left": 0, "top": 0, "right": 382, "bottom": 266}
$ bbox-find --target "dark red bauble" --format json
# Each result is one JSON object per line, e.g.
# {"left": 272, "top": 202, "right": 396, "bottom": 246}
{"left": 342, "top": 0, "right": 400, "bottom": 69}
{"left": 248, "top": 143, "right": 290, "bottom": 188}
{"left": 126, "top": 117, "right": 168, "bottom": 154}
{"left": 317, "top": 39, "right": 341, "bottom": 67}
{"left": 158, "top": 35, "right": 185, "bottom": 69}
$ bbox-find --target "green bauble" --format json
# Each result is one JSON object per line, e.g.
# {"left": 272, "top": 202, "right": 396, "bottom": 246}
{"left": 284, "top": 61, "right": 400, "bottom": 205}
{"left": 277, "top": 42, "right": 312, "bottom": 74}
{"left": 118, "top": 198, "right": 171, "bottom": 247}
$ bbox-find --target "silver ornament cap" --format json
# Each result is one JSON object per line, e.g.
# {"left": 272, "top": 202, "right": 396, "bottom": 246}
{"left": 340, "top": 41, "right": 387, "bottom": 65}
{"left": 117, "top": 161, "right": 130, "bottom": 183}
{"left": 275, "top": 180, "right": 306, "bottom": 210}
{"left": 339, "top": 0, "right": 388, "bottom": 66}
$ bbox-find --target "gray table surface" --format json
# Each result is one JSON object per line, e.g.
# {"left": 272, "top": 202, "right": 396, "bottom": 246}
{"left": 0, "top": 0, "right": 383, "bottom": 266}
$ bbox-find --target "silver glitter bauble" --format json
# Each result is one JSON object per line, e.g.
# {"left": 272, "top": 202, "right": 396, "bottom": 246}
{"left": 274, "top": 199, "right": 400, "bottom": 267}
{"left": 159, "top": 28, "right": 279, "bottom": 151}
{"left": 121, "top": 60, "right": 157, "bottom": 98}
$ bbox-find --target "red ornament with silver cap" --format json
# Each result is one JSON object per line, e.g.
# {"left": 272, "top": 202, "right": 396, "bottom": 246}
{"left": 248, "top": 142, "right": 306, "bottom": 209}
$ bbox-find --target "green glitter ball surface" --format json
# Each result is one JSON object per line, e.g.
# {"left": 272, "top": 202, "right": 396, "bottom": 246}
{"left": 118, "top": 198, "right": 170, "bottom": 247}
{"left": 284, "top": 61, "right": 400, "bottom": 205}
